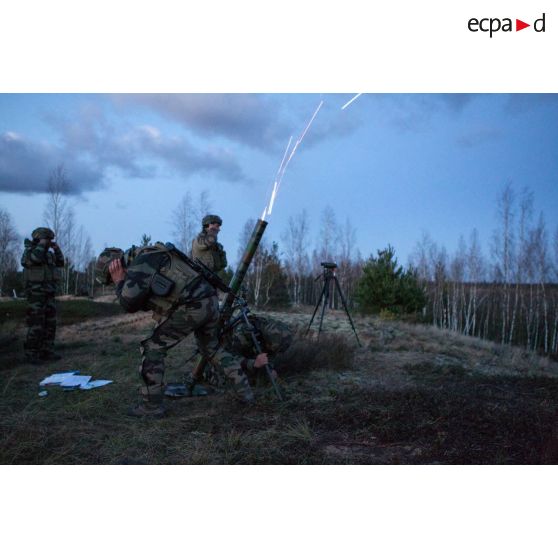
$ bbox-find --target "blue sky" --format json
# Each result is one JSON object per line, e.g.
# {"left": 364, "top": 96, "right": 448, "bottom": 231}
{"left": 1, "top": 93, "right": 557, "bottom": 267}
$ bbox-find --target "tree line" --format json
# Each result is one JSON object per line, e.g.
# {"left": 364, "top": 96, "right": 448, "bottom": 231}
{"left": 408, "top": 184, "right": 558, "bottom": 356}
{"left": 1, "top": 169, "right": 557, "bottom": 357}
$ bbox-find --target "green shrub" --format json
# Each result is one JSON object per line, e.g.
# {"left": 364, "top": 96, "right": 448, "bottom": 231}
{"left": 355, "top": 246, "right": 425, "bottom": 315}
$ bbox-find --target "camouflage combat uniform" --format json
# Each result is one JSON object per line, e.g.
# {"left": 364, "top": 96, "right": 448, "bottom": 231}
{"left": 223, "top": 314, "right": 293, "bottom": 384}
{"left": 191, "top": 216, "right": 227, "bottom": 274}
{"left": 21, "top": 228, "right": 65, "bottom": 362}
{"left": 110, "top": 243, "right": 253, "bottom": 414}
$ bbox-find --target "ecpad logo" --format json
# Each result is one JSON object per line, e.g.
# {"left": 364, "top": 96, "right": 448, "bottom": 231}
{"left": 468, "top": 13, "right": 546, "bottom": 37}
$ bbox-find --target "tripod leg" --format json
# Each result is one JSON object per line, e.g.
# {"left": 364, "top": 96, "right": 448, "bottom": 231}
{"left": 334, "top": 276, "right": 362, "bottom": 347}
{"left": 317, "top": 277, "right": 330, "bottom": 340}
{"left": 306, "top": 280, "right": 327, "bottom": 335}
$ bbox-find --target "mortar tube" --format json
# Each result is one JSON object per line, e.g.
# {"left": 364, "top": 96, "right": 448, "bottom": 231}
{"left": 220, "top": 219, "right": 268, "bottom": 324}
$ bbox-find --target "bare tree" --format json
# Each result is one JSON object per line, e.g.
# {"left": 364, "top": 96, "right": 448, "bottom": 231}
{"left": 237, "top": 218, "right": 272, "bottom": 306}
{"left": 317, "top": 205, "right": 338, "bottom": 264}
{"left": 196, "top": 190, "right": 212, "bottom": 224}
{"left": 315, "top": 206, "right": 339, "bottom": 308}
{"left": 0, "top": 208, "right": 19, "bottom": 295}
{"left": 43, "top": 164, "right": 71, "bottom": 237}
{"left": 281, "top": 209, "right": 310, "bottom": 305}
{"left": 172, "top": 189, "right": 212, "bottom": 254}
{"left": 43, "top": 165, "right": 75, "bottom": 293}
{"left": 491, "top": 182, "right": 516, "bottom": 344}
{"left": 337, "top": 217, "right": 359, "bottom": 308}
{"left": 552, "top": 225, "right": 558, "bottom": 353}
{"left": 71, "top": 229, "right": 94, "bottom": 294}
{"left": 465, "top": 228, "right": 485, "bottom": 336}
{"left": 409, "top": 231, "right": 435, "bottom": 283}
{"left": 529, "top": 213, "right": 551, "bottom": 352}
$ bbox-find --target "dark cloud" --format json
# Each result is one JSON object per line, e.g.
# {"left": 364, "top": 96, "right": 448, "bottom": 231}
{"left": 504, "top": 94, "right": 558, "bottom": 114}
{"left": 302, "top": 104, "right": 361, "bottom": 148}
{"left": 456, "top": 127, "right": 502, "bottom": 148}
{"left": 0, "top": 97, "right": 252, "bottom": 194}
{"left": 44, "top": 105, "right": 156, "bottom": 179}
{"left": 439, "top": 94, "right": 475, "bottom": 113}
{"left": 53, "top": 102, "right": 249, "bottom": 182}
{"left": 135, "top": 126, "right": 246, "bottom": 182}
{"left": 361, "top": 94, "right": 477, "bottom": 133}
{"left": 113, "top": 94, "right": 290, "bottom": 150}
{"left": 0, "top": 132, "right": 104, "bottom": 194}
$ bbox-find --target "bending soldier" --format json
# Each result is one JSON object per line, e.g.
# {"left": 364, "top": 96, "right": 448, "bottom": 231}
{"left": 21, "top": 227, "right": 65, "bottom": 364}
{"left": 191, "top": 214, "right": 227, "bottom": 275}
{"left": 96, "top": 242, "right": 254, "bottom": 418}
{"left": 222, "top": 313, "right": 294, "bottom": 387}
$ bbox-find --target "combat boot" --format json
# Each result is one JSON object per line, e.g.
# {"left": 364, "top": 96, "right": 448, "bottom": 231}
{"left": 183, "top": 374, "right": 213, "bottom": 397}
{"left": 128, "top": 388, "right": 167, "bottom": 418}
{"left": 128, "top": 400, "right": 167, "bottom": 418}
{"left": 24, "top": 341, "right": 43, "bottom": 365}
{"left": 235, "top": 383, "right": 256, "bottom": 405}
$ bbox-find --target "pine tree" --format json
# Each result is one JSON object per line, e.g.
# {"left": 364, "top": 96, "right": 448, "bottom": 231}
{"left": 355, "top": 246, "right": 425, "bottom": 314}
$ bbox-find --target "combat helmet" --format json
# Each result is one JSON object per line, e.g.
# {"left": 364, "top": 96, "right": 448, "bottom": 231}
{"left": 95, "top": 247, "right": 124, "bottom": 285}
{"left": 202, "top": 214, "right": 223, "bottom": 227}
{"left": 31, "top": 227, "right": 55, "bottom": 241}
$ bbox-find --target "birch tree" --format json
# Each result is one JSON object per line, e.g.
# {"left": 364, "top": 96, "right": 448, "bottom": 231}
{"left": 281, "top": 209, "right": 310, "bottom": 305}
{"left": 491, "top": 182, "right": 516, "bottom": 344}
{"left": 0, "top": 208, "right": 19, "bottom": 295}
{"left": 172, "top": 189, "right": 212, "bottom": 254}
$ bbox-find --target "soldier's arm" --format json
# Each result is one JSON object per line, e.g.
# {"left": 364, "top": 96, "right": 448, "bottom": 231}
{"left": 241, "top": 353, "right": 269, "bottom": 373}
{"left": 217, "top": 243, "right": 228, "bottom": 269}
{"left": 26, "top": 243, "right": 49, "bottom": 265}
{"left": 51, "top": 242, "right": 65, "bottom": 267}
{"left": 193, "top": 231, "right": 218, "bottom": 252}
{"left": 110, "top": 259, "right": 151, "bottom": 313}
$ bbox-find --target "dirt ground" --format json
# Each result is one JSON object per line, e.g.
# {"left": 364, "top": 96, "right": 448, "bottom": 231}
{"left": 1, "top": 300, "right": 558, "bottom": 464}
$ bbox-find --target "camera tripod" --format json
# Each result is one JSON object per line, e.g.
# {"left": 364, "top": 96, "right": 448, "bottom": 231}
{"left": 306, "top": 262, "right": 361, "bottom": 346}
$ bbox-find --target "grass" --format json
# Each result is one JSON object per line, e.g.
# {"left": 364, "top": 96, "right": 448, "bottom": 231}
{"left": 1, "top": 304, "right": 558, "bottom": 464}
{"left": 0, "top": 298, "right": 123, "bottom": 327}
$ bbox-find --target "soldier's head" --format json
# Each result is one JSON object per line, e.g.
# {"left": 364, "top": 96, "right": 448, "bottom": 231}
{"left": 255, "top": 316, "right": 294, "bottom": 354}
{"left": 31, "top": 227, "right": 55, "bottom": 244}
{"left": 202, "top": 214, "right": 222, "bottom": 233}
{"left": 95, "top": 247, "right": 125, "bottom": 285}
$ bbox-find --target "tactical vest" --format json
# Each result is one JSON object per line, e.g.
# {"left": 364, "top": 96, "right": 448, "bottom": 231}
{"left": 21, "top": 246, "right": 63, "bottom": 283}
{"left": 136, "top": 242, "right": 211, "bottom": 318}
{"left": 192, "top": 232, "right": 227, "bottom": 272}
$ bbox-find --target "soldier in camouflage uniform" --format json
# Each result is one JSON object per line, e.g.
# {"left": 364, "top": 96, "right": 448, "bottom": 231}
{"left": 21, "top": 227, "right": 65, "bottom": 364}
{"left": 222, "top": 314, "right": 293, "bottom": 386}
{"left": 96, "top": 242, "right": 254, "bottom": 418}
{"left": 191, "top": 214, "right": 227, "bottom": 275}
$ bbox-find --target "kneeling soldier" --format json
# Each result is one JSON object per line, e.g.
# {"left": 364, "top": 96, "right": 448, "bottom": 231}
{"left": 223, "top": 314, "right": 293, "bottom": 387}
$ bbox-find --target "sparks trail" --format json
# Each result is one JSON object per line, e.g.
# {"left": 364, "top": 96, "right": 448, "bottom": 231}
{"left": 261, "top": 136, "right": 293, "bottom": 220}
{"left": 262, "top": 101, "right": 324, "bottom": 219}
{"left": 341, "top": 93, "right": 362, "bottom": 110}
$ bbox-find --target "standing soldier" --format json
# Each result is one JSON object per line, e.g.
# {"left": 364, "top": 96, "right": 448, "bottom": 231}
{"left": 21, "top": 227, "right": 65, "bottom": 364}
{"left": 96, "top": 242, "right": 254, "bottom": 418}
{"left": 191, "top": 215, "right": 227, "bottom": 275}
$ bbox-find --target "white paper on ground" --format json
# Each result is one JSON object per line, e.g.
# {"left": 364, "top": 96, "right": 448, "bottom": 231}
{"left": 80, "top": 380, "right": 113, "bottom": 390}
{"left": 59, "top": 375, "right": 92, "bottom": 388}
{"left": 39, "top": 371, "right": 80, "bottom": 386}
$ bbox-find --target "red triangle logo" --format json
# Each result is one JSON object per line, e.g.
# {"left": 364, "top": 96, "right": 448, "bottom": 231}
{"left": 516, "top": 19, "right": 530, "bottom": 31}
